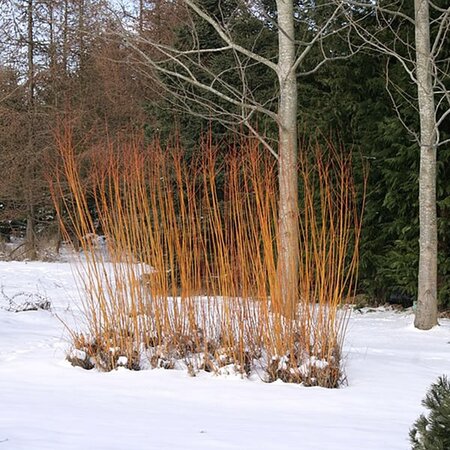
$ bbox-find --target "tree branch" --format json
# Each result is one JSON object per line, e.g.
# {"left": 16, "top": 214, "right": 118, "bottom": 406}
{"left": 183, "top": 0, "right": 278, "bottom": 72}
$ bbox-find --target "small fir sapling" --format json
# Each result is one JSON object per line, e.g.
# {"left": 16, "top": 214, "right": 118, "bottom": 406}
{"left": 410, "top": 375, "right": 450, "bottom": 450}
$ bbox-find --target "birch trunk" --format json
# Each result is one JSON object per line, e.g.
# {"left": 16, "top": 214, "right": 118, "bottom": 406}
{"left": 276, "top": 0, "right": 299, "bottom": 318}
{"left": 414, "top": 0, "right": 438, "bottom": 329}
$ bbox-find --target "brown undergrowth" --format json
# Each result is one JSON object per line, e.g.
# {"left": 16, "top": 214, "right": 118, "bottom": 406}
{"left": 52, "top": 127, "right": 363, "bottom": 388}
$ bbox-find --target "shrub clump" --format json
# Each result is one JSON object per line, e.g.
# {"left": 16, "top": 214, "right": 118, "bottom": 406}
{"left": 67, "top": 331, "right": 141, "bottom": 371}
{"left": 54, "top": 131, "right": 362, "bottom": 388}
{"left": 410, "top": 375, "right": 450, "bottom": 450}
{"left": 66, "top": 325, "right": 346, "bottom": 387}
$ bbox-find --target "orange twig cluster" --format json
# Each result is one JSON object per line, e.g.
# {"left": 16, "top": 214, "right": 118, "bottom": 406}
{"left": 52, "top": 126, "right": 363, "bottom": 387}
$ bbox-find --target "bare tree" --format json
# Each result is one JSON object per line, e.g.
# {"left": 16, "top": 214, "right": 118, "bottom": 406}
{"left": 0, "top": 0, "right": 66, "bottom": 258}
{"left": 0, "top": 0, "right": 138, "bottom": 256}
{"left": 24, "top": 0, "right": 39, "bottom": 259}
{"left": 414, "top": 0, "right": 439, "bottom": 329}
{"left": 343, "top": 0, "right": 450, "bottom": 329}
{"left": 116, "top": 0, "right": 356, "bottom": 317}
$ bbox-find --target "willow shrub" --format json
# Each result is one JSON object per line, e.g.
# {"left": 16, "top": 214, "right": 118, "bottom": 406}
{"left": 52, "top": 128, "right": 363, "bottom": 387}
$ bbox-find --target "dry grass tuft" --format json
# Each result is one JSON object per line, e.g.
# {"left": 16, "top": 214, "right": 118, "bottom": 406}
{"left": 52, "top": 125, "right": 363, "bottom": 387}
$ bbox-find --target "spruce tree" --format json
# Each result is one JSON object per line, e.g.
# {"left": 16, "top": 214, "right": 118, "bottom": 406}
{"left": 410, "top": 375, "right": 450, "bottom": 450}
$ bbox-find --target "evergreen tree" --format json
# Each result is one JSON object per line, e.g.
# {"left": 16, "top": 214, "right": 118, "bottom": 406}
{"left": 294, "top": 7, "right": 450, "bottom": 308}
{"left": 410, "top": 376, "right": 450, "bottom": 450}
{"left": 142, "top": 1, "right": 450, "bottom": 309}
{"left": 146, "top": 0, "right": 277, "bottom": 146}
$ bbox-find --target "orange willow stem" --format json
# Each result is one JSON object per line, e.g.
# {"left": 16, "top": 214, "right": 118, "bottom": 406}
{"left": 53, "top": 127, "right": 364, "bottom": 387}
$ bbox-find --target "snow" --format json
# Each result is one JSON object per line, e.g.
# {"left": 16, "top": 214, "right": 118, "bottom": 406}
{"left": 0, "top": 260, "right": 449, "bottom": 449}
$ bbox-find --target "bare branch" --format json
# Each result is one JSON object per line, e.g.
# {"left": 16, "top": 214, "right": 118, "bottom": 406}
{"left": 346, "top": 8, "right": 417, "bottom": 83}
{"left": 431, "top": 7, "right": 450, "bottom": 58}
{"left": 341, "top": 0, "right": 415, "bottom": 24}
{"left": 183, "top": 0, "right": 278, "bottom": 72}
{"left": 437, "top": 137, "right": 450, "bottom": 147}
{"left": 384, "top": 58, "right": 419, "bottom": 144}
{"left": 292, "top": 2, "right": 346, "bottom": 72}
{"left": 122, "top": 33, "right": 278, "bottom": 122}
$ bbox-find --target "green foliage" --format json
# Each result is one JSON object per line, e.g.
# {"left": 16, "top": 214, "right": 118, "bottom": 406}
{"left": 297, "top": 32, "right": 450, "bottom": 307}
{"left": 410, "top": 376, "right": 450, "bottom": 450}
{"left": 146, "top": 0, "right": 277, "bottom": 145}
{"left": 143, "top": 0, "right": 450, "bottom": 308}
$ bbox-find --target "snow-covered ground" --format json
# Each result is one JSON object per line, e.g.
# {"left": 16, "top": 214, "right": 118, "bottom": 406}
{"left": 0, "top": 260, "right": 449, "bottom": 450}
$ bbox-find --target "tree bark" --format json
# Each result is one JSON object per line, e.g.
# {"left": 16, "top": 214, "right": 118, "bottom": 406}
{"left": 139, "top": 0, "right": 144, "bottom": 33}
{"left": 25, "top": 0, "right": 37, "bottom": 261}
{"left": 62, "top": 0, "right": 69, "bottom": 74}
{"left": 27, "top": 0, "right": 34, "bottom": 106}
{"left": 414, "top": 0, "right": 438, "bottom": 329}
{"left": 25, "top": 201, "right": 37, "bottom": 260}
{"left": 276, "top": 0, "right": 299, "bottom": 318}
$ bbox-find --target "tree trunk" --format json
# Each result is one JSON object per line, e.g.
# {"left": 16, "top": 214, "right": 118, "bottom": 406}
{"left": 25, "top": 202, "right": 38, "bottom": 260}
{"left": 25, "top": 0, "right": 37, "bottom": 261}
{"left": 78, "top": 0, "right": 86, "bottom": 71}
{"left": 62, "top": 0, "right": 69, "bottom": 74}
{"left": 276, "top": 0, "right": 299, "bottom": 319}
{"left": 139, "top": 0, "right": 144, "bottom": 32}
{"left": 414, "top": 0, "right": 438, "bottom": 329}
